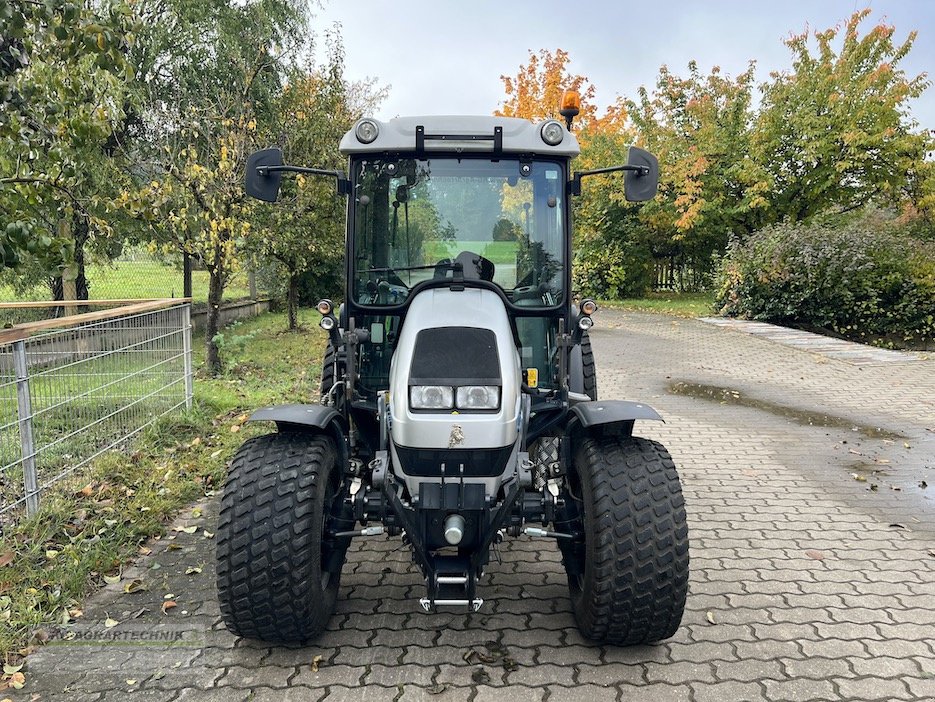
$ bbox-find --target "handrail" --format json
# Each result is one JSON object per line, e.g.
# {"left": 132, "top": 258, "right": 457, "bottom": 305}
{"left": 0, "top": 298, "right": 192, "bottom": 346}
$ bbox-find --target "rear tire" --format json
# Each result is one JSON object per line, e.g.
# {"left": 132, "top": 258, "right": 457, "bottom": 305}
{"left": 319, "top": 342, "right": 340, "bottom": 403}
{"left": 568, "top": 435, "right": 689, "bottom": 645}
{"left": 216, "top": 432, "right": 342, "bottom": 642}
{"left": 581, "top": 330, "right": 597, "bottom": 401}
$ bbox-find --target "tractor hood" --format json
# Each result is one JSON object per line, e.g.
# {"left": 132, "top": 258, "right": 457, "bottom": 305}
{"left": 388, "top": 287, "right": 522, "bottom": 453}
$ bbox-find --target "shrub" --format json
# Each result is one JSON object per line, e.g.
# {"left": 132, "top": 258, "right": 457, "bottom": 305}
{"left": 714, "top": 220, "right": 935, "bottom": 347}
{"left": 574, "top": 237, "right": 654, "bottom": 299}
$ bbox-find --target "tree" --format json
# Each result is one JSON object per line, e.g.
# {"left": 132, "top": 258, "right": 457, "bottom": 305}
{"left": 130, "top": 0, "right": 309, "bottom": 372}
{"left": 496, "top": 49, "right": 597, "bottom": 125}
{"left": 752, "top": 10, "right": 931, "bottom": 223}
{"left": 0, "top": 1, "right": 136, "bottom": 279}
{"left": 250, "top": 33, "right": 385, "bottom": 330}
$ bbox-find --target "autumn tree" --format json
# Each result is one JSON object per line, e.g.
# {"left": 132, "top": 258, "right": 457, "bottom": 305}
{"left": 496, "top": 49, "right": 597, "bottom": 125}
{"left": 752, "top": 9, "right": 931, "bottom": 224}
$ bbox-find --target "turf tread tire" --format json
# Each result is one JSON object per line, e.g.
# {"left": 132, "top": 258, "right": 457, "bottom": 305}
{"left": 581, "top": 331, "right": 598, "bottom": 401}
{"left": 569, "top": 435, "right": 689, "bottom": 645}
{"left": 216, "top": 432, "right": 340, "bottom": 642}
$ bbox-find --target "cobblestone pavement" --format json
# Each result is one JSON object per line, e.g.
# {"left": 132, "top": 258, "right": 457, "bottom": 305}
{"left": 9, "top": 311, "right": 935, "bottom": 701}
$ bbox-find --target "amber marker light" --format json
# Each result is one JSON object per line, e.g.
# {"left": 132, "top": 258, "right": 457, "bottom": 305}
{"left": 559, "top": 89, "right": 581, "bottom": 130}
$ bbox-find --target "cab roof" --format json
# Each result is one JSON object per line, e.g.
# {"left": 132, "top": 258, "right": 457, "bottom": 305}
{"left": 339, "top": 116, "right": 581, "bottom": 158}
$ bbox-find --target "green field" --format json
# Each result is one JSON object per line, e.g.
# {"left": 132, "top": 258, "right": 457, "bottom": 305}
{"left": 0, "top": 258, "right": 251, "bottom": 303}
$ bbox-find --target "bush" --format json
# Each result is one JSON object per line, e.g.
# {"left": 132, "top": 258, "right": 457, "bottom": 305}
{"left": 714, "top": 220, "right": 935, "bottom": 347}
{"left": 574, "top": 237, "right": 654, "bottom": 299}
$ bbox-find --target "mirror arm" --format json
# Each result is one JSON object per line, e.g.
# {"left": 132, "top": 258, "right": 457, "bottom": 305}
{"left": 256, "top": 164, "right": 350, "bottom": 195}
{"left": 568, "top": 164, "right": 650, "bottom": 196}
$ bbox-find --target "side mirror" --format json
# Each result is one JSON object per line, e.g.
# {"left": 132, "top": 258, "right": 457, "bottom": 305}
{"left": 245, "top": 148, "right": 284, "bottom": 202}
{"left": 624, "top": 146, "right": 659, "bottom": 202}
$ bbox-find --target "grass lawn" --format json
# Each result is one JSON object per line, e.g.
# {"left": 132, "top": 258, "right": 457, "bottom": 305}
{"left": 0, "top": 258, "right": 251, "bottom": 303}
{"left": 0, "top": 308, "right": 326, "bottom": 660}
{"left": 598, "top": 292, "right": 716, "bottom": 318}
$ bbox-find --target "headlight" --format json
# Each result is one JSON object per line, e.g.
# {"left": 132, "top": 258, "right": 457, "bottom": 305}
{"left": 410, "top": 385, "right": 453, "bottom": 410}
{"left": 355, "top": 119, "right": 379, "bottom": 144}
{"left": 578, "top": 316, "right": 594, "bottom": 330}
{"left": 456, "top": 385, "right": 500, "bottom": 410}
{"left": 540, "top": 120, "right": 564, "bottom": 146}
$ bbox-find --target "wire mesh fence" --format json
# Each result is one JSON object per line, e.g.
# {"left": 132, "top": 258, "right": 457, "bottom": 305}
{"left": 0, "top": 301, "right": 193, "bottom": 524}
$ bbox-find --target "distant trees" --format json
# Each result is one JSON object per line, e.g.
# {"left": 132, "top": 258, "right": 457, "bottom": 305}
{"left": 500, "top": 10, "right": 933, "bottom": 298}
{"left": 2, "top": 0, "right": 385, "bottom": 373}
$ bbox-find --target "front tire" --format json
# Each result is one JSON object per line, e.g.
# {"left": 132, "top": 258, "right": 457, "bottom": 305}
{"left": 216, "top": 432, "right": 343, "bottom": 642}
{"left": 568, "top": 435, "right": 689, "bottom": 645}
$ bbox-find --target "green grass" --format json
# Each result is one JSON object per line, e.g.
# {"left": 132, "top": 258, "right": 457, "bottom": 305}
{"left": 597, "top": 292, "right": 715, "bottom": 318}
{"left": 0, "top": 258, "right": 251, "bottom": 303}
{"left": 0, "top": 308, "right": 326, "bottom": 659}
{"left": 424, "top": 240, "right": 518, "bottom": 265}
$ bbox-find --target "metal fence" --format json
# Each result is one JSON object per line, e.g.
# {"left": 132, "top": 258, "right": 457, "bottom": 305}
{"left": 0, "top": 301, "right": 193, "bottom": 521}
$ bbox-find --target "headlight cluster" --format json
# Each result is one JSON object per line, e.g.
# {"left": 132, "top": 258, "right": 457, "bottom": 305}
{"left": 579, "top": 298, "right": 597, "bottom": 330}
{"left": 410, "top": 385, "right": 500, "bottom": 410}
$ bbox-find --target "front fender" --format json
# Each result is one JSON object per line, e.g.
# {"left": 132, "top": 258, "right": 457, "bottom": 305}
{"left": 569, "top": 400, "right": 663, "bottom": 430}
{"left": 249, "top": 403, "right": 344, "bottom": 431}
{"left": 248, "top": 404, "right": 349, "bottom": 469}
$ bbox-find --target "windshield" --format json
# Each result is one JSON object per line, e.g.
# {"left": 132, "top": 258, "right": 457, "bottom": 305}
{"left": 352, "top": 158, "right": 565, "bottom": 307}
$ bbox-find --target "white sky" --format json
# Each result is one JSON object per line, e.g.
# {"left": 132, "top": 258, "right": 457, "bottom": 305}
{"left": 311, "top": 0, "right": 934, "bottom": 132}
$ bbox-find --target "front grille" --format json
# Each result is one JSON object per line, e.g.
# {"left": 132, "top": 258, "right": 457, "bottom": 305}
{"left": 395, "top": 445, "right": 512, "bottom": 477}
{"left": 409, "top": 327, "right": 501, "bottom": 385}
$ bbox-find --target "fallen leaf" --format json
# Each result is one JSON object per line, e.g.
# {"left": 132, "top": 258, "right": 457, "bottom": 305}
{"left": 77, "top": 484, "right": 94, "bottom": 497}
{"left": 126, "top": 679, "right": 137, "bottom": 686}
{"left": 9, "top": 673, "right": 25, "bottom": 689}
{"left": 0, "top": 552, "right": 13, "bottom": 568}
{"left": 2, "top": 665, "right": 22, "bottom": 675}
{"left": 852, "top": 474, "right": 867, "bottom": 482}
{"left": 191, "top": 508, "right": 202, "bottom": 519}
{"left": 805, "top": 550, "right": 825, "bottom": 560}
{"left": 471, "top": 668, "right": 491, "bottom": 684}
{"left": 311, "top": 655, "right": 323, "bottom": 672}
{"left": 190, "top": 437, "right": 202, "bottom": 447}
{"left": 123, "top": 579, "right": 146, "bottom": 594}
{"left": 173, "top": 526, "right": 198, "bottom": 535}
{"left": 45, "top": 550, "right": 59, "bottom": 560}
{"left": 166, "top": 544, "right": 183, "bottom": 551}
{"left": 706, "top": 611, "right": 716, "bottom": 624}
{"left": 164, "top": 593, "right": 176, "bottom": 600}
{"left": 138, "top": 547, "right": 152, "bottom": 556}
{"left": 104, "top": 617, "right": 119, "bottom": 628}
{"left": 202, "top": 531, "right": 215, "bottom": 539}
{"left": 230, "top": 424, "right": 240, "bottom": 433}
{"left": 210, "top": 450, "right": 223, "bottom": 459}
{"left": 161, "top": 601, "right": 177, "bottom": 615}
{"left": 130, "top": 608, "right": 147, "bottom": 619}
{"left": 185, "top": 566, "right": 202, "bottom": 575}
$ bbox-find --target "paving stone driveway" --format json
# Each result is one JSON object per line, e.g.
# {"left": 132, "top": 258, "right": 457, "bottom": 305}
{"left": 10, "top": 311, "right": 935, "bottom": 702}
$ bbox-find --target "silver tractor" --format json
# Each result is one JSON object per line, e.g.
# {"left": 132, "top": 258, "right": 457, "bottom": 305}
{"left": 216, "top": 105, "right": 689, "bottom": 645}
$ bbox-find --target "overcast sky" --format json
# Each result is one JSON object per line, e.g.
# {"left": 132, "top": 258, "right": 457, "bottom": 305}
{"left": 311, "top": 0, "right": 934, "bottom": 132}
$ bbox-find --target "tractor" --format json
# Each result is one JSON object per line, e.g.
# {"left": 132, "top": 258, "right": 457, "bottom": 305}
{"left": 216, "top": 92, "right": 689, "bottom": 645}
